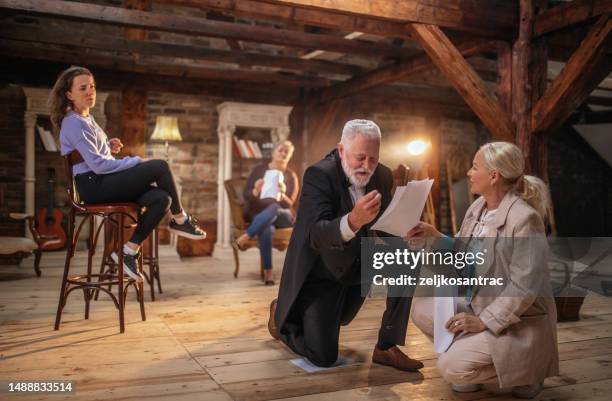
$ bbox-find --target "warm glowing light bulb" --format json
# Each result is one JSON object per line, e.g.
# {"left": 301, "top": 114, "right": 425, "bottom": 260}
{"left": 407, "top": 139, "right": 427, "bottom": 156}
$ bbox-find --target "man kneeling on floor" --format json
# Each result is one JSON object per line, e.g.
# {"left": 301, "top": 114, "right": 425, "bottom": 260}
{"left": 267, "top": 119, "right": 423, "bottom": 371}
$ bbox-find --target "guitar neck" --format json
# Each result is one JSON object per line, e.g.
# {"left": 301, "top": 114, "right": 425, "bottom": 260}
{"left": 47, "top": 179, "right": 55, "bottom": 212}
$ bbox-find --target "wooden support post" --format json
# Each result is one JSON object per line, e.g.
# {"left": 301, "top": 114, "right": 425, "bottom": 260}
{"left": 512, "top": 0, "right": 550, "bottom": 180}
{"left": 496, "top": 41, "right": 513, "bottom": 118}
{"left": 512, "top": 0, "right": 534, "bottom": 164}
{"left": 530, "top": 36, "right": 549, "bottom": 181}
{"left": 425, "top": 115, "right": 441, "bottom": 227}
{"left": 121, "top": 0, "right": 150, "bottom": 158}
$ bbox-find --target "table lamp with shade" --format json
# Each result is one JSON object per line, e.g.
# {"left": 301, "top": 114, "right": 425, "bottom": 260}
{"left": 150, "top": 116, "right": 182, "bottom": 162}
{"left": 150, "top": 116, "right": 183, "bottom": 247}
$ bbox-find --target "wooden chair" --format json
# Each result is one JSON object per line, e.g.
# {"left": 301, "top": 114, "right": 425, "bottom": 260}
{"left": 224, "top": 178, "right": 292, "bottom": 280}
{"left": 392, "top": 163, "right": 437, "bottom": 227}
{"left": 54, "top": 151, "right": 145, "bottom": 333}
{"left": 445, "top": 146, "right": 474, "bottom": 234}
{"left": 0, "top": 213, "right": 56, "bottom": 277}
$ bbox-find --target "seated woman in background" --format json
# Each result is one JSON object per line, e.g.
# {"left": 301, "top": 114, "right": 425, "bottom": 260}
{"left": 233, "top": 140, "right": 299, "bottom": 285}
{"left": 407, "top": 141, "right": 558, "bottom": 399}
{"left": 51, "top": 66, "right": 206, "bottom": 282}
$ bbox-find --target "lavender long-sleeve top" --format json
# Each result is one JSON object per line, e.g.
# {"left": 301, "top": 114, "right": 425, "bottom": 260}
{"left": 60, "top": 111, "right": 141, "bottom": 175}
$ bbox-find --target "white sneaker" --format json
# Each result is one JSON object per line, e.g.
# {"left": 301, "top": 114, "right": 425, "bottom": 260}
{"left": 512, "top": 382, "right": 543, "bottom": 399}
{"left": 451, "top": 383, "right": 482, "bottom": 393}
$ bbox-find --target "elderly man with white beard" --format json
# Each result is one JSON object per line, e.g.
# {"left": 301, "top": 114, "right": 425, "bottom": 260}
{"left": 268, "top": 119, "right": 423, "bottom": 371}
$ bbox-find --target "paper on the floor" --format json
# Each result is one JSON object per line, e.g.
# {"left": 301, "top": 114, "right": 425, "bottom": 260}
{"left": 371, "top": 178, "right": 434, "bottom": 236}
{"left": 434, "top": 296, "right": 457, "bottom": 353}
{"left": 290, "top": 355, "right": 353, "bottom": 373}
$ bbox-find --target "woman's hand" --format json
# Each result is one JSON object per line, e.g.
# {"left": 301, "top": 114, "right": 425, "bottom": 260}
{"left": 252, "top": 178, "right": 264, "bottom": 197}
{"left": 108, "top": 138, "right": 123, "bottom": 154}
{"left": 406, "top": 221, "right": 442, "bottom": 240}
{"left": 446, "top": 312, "right": 486, "bottom": 334}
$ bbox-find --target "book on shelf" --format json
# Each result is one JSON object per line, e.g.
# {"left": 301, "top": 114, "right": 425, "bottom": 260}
{"left": 252, "top": 142, "right": 263, "bottom": 158}
{"left": 232, "top": 136, "right": 243, "bottom": 158}
{"left": 233, "top": 137, "right": 263, "bottom": 159}
{"left": 244, "top": 140, "right": 257, "bottom": 158}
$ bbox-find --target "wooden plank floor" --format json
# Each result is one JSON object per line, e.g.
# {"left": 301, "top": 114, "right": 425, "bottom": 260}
{"left": 1, "top": 245, "right": 611, "bottom": 400}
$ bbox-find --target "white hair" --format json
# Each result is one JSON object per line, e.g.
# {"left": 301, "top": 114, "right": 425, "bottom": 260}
{"left": 340, "top": 119, "right": 381, "bottom": 147}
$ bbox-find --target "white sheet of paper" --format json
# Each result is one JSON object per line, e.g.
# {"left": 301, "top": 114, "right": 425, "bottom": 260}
{"left": 433, "top": 296, "right": 457, "bottom": 353}
{"left": 290, "top": 355, "right": 353, "bottom": 373}
{"left": 260, "top": 169, "right": 284, "bottom": 201}
{"left": 371, "top": 179, "right": 434, "bottom": 236}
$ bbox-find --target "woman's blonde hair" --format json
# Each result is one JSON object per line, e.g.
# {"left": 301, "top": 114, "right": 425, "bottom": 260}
{"left": 48, "top": 66, "right": 93, "bottom": 135}
{"left": 479, "top": 141, "right": 553, "bottom": 224}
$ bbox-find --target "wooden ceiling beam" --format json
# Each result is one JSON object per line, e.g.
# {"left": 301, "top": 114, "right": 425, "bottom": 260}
{"left": 0, "top": 0, "right": 408, "bottom": 58}
{"left": 0, "top": 57, "right": 300, "bottom": 102}
{"left": 0, "top": 39, "right": 330, "bottom": 87}
{"left": 155, "top": 0, "right": 415, "bottom": 39}
{"left": 568, "top": 108, "right": 612, "bottom": 124}
{"left": 0, "top": 24, "right": 362, "bottom": 76}
{"left": 532, "top": 14, "right": 612, "bottom": 134}
{"left": 409, "top": 23, "right": 514, "bottom": 141}
{"left": 587, "top": 95, "right": 612, "bottom": 106}
{"left": 311, "top": 39, "right": 495, "bottom": 105}
{"left": 260, "top": 0, "right": 516, "bottom": 38}
{"left": 534, "top": 0, "right": 612, "bottom": 37}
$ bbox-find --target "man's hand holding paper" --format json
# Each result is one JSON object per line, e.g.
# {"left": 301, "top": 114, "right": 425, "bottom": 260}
{"left": 371, "top": 179, "right": 434, "bottom": 237}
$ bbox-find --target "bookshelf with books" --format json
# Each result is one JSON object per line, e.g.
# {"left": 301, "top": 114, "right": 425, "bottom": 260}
{"left": 231, "top": 127, "right": 273, "bottom": 179}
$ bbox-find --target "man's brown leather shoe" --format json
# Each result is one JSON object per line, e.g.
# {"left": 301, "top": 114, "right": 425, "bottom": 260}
{"left": 372, "top": 346, "right": 424, "bottom": 371}
{"left": 268, "top": 299, "right": 280, "bottom": 340}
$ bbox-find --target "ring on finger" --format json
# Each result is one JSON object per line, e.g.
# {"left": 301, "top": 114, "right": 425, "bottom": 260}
{"left": 454, "top": 321, "right": 460, "bottom": 327}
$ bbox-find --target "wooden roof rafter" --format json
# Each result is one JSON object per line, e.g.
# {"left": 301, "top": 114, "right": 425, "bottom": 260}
{"left": 532, "top": 13, "right": 612, "bottom": 133}
{"left": 0, "top": 39, "right": 331, "bottom": 87}
{"left": 0, "top": 24, "right": 363, "bottom": 76}
{"left": 154, "top": 0, "right": 417, "bottom": 39}
{"left": 534, "top": 0, "right": 612, "bottom": 37}
{"left": 409, "top": 23, "right": 515, "bottom": 142}
{"left": 309, "top": 39, "right": 497, "bottom": 106}
{"left": 0, "top": 0, "right": 412, "bottom": 59}
{"left": 258, "top": 0, "right": 517, "bottom": 39}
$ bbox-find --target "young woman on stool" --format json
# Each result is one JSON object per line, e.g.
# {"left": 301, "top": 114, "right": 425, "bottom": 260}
{"left": 51, "top": 66, "right": 206, "bottom": 281}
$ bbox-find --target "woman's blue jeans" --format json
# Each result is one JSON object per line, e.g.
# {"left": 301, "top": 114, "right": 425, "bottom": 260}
{"left": 246, "top": 203, "right": 293, "bottom": 270}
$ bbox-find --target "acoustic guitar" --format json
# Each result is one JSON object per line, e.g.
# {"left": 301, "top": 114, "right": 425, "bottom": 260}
{"left": 36, "top": 168, "right": 66, "bottom": 250}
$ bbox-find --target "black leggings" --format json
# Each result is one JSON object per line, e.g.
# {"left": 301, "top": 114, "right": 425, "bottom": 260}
{"left": 75, "top": 159, "right": 183, "bottom": 244}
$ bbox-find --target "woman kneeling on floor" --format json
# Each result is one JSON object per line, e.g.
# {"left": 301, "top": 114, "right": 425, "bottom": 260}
{"left": 407, "top": 141, "right": 559, "bottom": 399}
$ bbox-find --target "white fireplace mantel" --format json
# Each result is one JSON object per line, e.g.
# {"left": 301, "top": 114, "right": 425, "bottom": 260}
{"left": 214, "top": 102, "right": 293, "bottom": 258}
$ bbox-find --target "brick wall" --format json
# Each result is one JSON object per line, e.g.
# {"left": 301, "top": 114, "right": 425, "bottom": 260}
{"left": 353, "top": 106, "right": 485, "bottom": 234}
{"left": 145, "top": 92, "right": 222, "bottom": 221}
{"left": 0, "top": 85, "right": 26, "bottom": 236}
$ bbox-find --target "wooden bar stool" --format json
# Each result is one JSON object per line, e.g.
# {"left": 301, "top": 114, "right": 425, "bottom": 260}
{"left": 142, "top": 227, "right": 162, "bottom": 301}
{"left": 54, "top": 151, "right": 146, "bottom": 333}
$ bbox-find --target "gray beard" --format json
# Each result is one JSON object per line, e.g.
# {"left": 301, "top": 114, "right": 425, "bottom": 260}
{"left": 341, "top": 157, "right": 373, "bottom": 188}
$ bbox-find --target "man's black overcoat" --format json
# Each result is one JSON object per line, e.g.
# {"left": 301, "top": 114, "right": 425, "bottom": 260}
{"left": 275, "top": 148, "right": 394, "bottom": 332}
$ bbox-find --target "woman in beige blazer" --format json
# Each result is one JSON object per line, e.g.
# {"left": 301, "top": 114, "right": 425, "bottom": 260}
{"left": 408, "top": 141, "right": 559, "bottom": 398}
